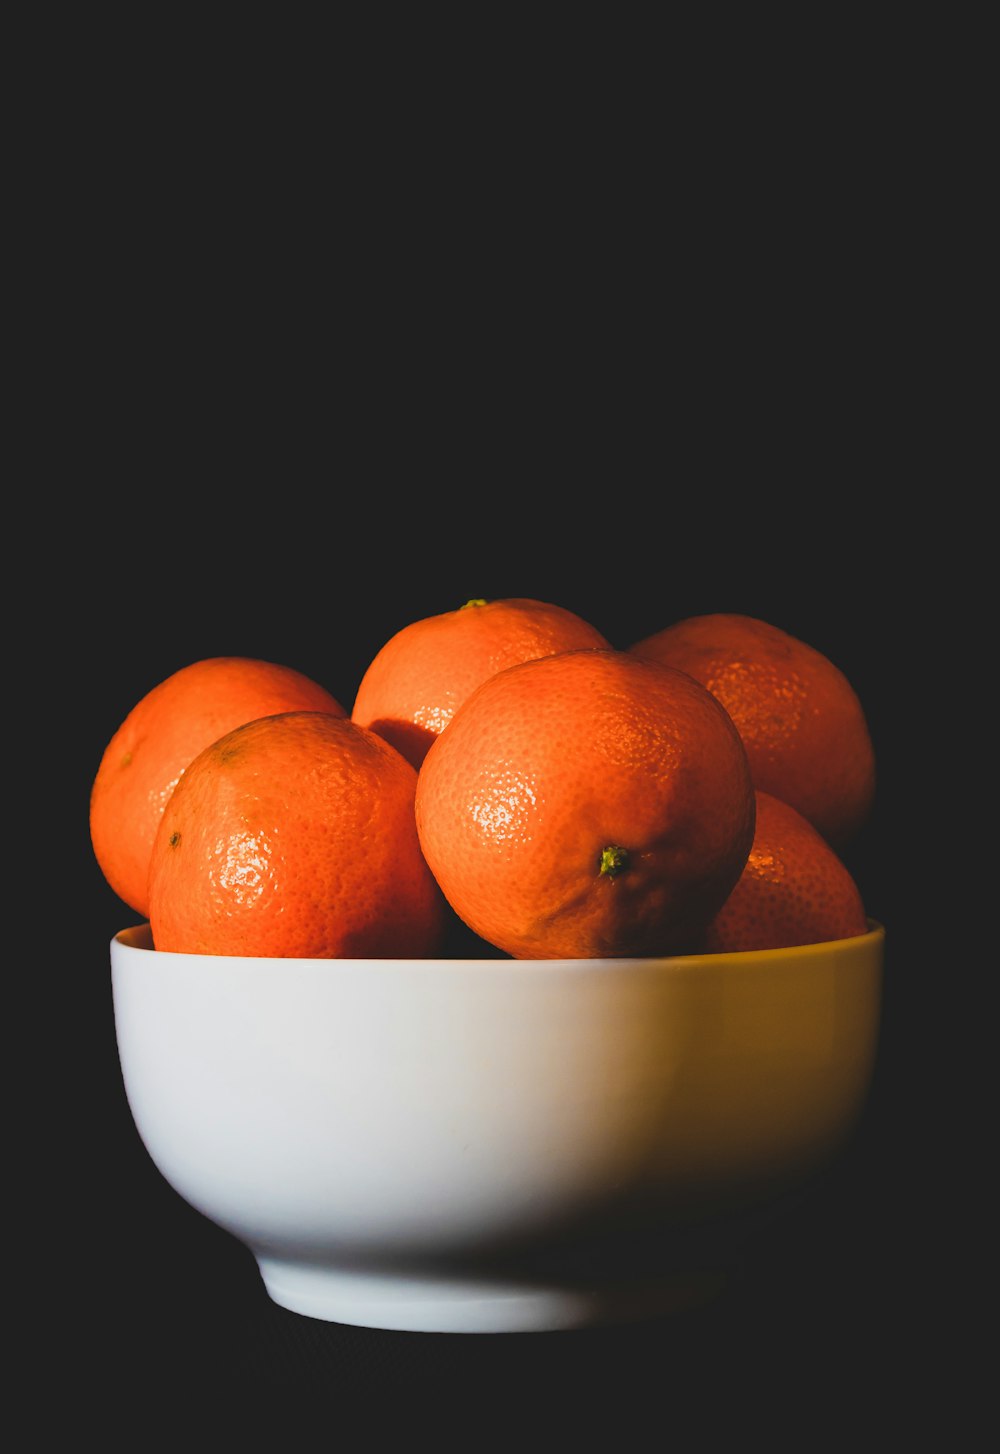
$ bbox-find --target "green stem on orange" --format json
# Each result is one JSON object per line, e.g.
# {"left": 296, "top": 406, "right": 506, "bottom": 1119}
{"left": 460, "top": 598, "right": 489, "bottom": 609}
{"left": 599, "top": 845, "right": 629, "bottom": 878}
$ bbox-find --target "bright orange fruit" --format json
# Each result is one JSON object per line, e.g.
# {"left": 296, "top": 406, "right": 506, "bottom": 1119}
{"left": 352, "top": 597, "right": 610, "bottom": 769}
{"left": 628, "top": 613, "right": 875, "bottom": 847}
{"left": 415, "top": 648, "right": 756, "bottom": 959}
{"left": 701, "top": 790, "right": 870, "bottom": 952}
{"left": 148, "top": 711, "right": 446, "bottom": 958}
{"left": 90, "top": 656, "right": 346, "bottom": 917}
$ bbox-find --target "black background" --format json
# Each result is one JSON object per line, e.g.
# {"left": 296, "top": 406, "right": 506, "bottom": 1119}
{"left": 17, "top": 55, "right": 977, "bottom": 1437}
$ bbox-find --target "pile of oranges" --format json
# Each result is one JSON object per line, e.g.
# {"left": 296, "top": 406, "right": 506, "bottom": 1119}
{"left": 90, "top": 600, "right": 875, "bottom": 961}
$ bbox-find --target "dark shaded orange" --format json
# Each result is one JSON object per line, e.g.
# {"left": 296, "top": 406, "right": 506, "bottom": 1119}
{"left": 629, "top": 613, "right": 875, "bottom": 847}
{"left": 702, "top": 790, "right": 869, "bottom": 952}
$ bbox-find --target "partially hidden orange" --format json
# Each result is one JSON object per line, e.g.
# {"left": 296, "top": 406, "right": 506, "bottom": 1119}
{"left": 90, "top": 656, "right": 346, "bottom": 917}
{"left": 701, "top": 790, "right": 870, "bottom": 953}
{"left": 415, "top": 647, "right": 756, "bottom": 959}
{"left": 148, "top": 711, "right": 446, "bottom": 958}
{"left": 628, "top": 613, "right": 875, "bottom": 847}
{"left": 352, "top": 597, "right": 610, "bottom": 769}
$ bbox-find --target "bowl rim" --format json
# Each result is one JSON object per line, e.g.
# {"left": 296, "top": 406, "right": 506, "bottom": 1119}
{"left": 112, "top": 918, "right": 885, "bottom": 973}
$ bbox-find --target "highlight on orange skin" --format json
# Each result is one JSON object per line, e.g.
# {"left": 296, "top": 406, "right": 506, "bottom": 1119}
{"left": 90, "top": 656, "right": 347, "bottom": 917}
{"left": 415, "top": 648, "right": 757, "bottom": 960}
{"left": 148, "top": 711, "right": 446, "bottom": 959}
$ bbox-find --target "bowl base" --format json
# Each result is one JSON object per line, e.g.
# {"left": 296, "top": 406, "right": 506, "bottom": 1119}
{"left": 256, "top": 1257, "right": 726, "bottom": 1334}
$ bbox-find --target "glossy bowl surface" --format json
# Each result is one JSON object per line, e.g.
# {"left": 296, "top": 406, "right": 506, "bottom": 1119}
{"left": 111, "top": 920, "right": 884, "bottom": 1332}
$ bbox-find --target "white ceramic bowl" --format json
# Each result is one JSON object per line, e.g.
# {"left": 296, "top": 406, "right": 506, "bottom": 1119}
{"left": 111, "top": 921, "right": 884, "bottom": 1334}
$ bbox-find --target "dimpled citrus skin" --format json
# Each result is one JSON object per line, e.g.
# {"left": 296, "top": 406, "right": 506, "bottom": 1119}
{"left": 701, "top": 791, "right": 869, "bottom": 953}
{"left": 628, "top": 613, "right": 875, "bottom": 848}
{"left": 352, "top": 597, "right": 611, "bottom": 769}
{"left": 414, "top": 648, "right": 756, "bottom": 960}
{"left": 148, "top": 711, "right": 446, "bottom": 959}
{"left": 91, "top": 656, "right": 346, "bottom": 917}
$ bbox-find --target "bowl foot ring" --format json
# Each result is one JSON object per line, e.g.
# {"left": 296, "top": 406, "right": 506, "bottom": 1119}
{"left": 257, "top": 1256, "right": 726, "bottom": 1334}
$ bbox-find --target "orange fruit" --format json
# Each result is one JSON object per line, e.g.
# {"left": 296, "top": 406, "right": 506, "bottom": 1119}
{"left": 148, "top": 711, "right": 446, "bottom": 958}
{"left": 90, "top": 656, "right": 346, "bottom": 917}
{"left": 628, "top": 613, "right": 875, "bottom": 847}
{"left": 352, "top": 596, "right": 610, "bottom": 769}
{"left": 701, "top": 790, "right": 870, "bottom": 953}
{"left": 415, "top": 647, "right": 756, "bottom": 959}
